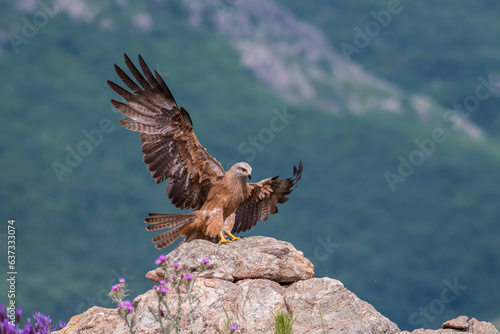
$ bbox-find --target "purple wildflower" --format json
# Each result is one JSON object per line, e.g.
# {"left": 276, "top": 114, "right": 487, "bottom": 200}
{"left": 202, "top": 258, "right": 210, "bottom": 265}
{"left": 185, "top": 274, "right": 194, "bottom": 280}
{"left": 119, "top": 278, "right": 125, "bottom": 283}
{"left": 160, "top": 285, "right": 169, "bottom": 294}
{"left": 155, "top": 255, "right": 167, "bottom": 265}
{"left": 2, "top": 319, "right": 15, "bottom": 332}
{"left": 16, "top": 307, "right": 22, "bottom": 323}
{"left": 24, "top": 322, "right": 35, "bottom": 334}
{"left": 111, "top": 284, "right": 121, "bottom": 291}
{"left": 180, "top": 274, "right": 185, "bottom": 279}
{"left": 0, "top": 304, "right": 64, "bottom": 334}
{"left": 173, "top": 263, "right": 179, "bottom": 269}
{"left": 171, "top": 276, "right": 177, "bottom": 282}
{"left": 34, "top": 311, "right": 52, "bottom": 327}
{"left": 159, "top": 280, "right": 166, "bottom": 285}
{"left": 230, "top": 325, "right": 238, "bottom": 331}
{"left": 153, "top": 285, "right": 159, "bottom": 291}
{"left": 122, "top": 301, "right": 134, "bottom": 313}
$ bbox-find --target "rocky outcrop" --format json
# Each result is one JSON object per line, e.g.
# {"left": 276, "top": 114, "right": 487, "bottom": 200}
{"left": 145, "top": 236, "right": 314, "bottom": 283}
{"left": 56, "top": 237, "right": 498, "bottom": 334}
{"left": 402, "top": 316, "right": 499, "bottom": 334}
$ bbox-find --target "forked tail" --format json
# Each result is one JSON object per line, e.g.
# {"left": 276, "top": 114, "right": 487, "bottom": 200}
{"left": 144, "top": 212, "right": 198, "bottom": 249}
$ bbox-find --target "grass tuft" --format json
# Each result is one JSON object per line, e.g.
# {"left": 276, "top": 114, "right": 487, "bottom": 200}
{"left": 273, "top": 310, "right": 296, "bottom": 334}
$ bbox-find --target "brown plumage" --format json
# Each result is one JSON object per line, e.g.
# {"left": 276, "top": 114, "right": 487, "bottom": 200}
{"left": 108, "top": 54, "right": 303, "bottom": 249}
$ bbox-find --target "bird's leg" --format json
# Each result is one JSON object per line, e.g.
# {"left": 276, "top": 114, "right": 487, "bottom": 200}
{"left": 218, "top": 232, "right": 231, "bottom": 244}
{"left": 226, "top": 231, "right": 241, "bottom": 241}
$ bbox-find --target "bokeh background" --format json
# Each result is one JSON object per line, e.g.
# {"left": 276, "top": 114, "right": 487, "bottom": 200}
{"left": 1, "top": 0, "right": 499, "bottom": 331}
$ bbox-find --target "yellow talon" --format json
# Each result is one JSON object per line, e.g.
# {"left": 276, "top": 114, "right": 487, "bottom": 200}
{"left": 227, "top": 232, "right": 241, "bottom": 241}
{"left": 218, "top": 233, "right": 230, "bottom": 244}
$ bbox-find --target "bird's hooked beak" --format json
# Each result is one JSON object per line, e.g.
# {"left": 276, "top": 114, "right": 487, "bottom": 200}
{"left": 246, "top": 171, "right": 252, "bottom": 180}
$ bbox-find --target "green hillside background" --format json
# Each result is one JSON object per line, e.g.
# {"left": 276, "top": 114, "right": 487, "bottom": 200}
{"left": 1, "top": 0, "right": 499, "bottom": 331}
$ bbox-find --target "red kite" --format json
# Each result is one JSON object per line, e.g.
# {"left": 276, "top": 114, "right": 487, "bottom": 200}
{"left": 108, "top": 54, "right": 303, "bottom": 249}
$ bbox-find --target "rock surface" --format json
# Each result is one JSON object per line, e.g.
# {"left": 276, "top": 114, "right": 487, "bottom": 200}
{"left": 442, "top": 315, "right": 471, "bottom": 330}
{"left": 56, "top": 236, "right": 499, "bottom": 334}
{"left": 146, "top": 236, "right": 314, "bottom": 283}
{"left": 56, "top": 306, "right": 123, "bottom": 333}
{"left": 58, "top": 277, "right": 399, "bottom": 334}
{"left": 402, "top": 316, "right": 499, "bottom": 334}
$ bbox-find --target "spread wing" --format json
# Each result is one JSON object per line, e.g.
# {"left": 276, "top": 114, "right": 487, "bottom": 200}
{"left": 232, "top": 161, "right": 303, "bottom": 234}
{"left": 108, "top": 54, "right": 225, "bottom": 210}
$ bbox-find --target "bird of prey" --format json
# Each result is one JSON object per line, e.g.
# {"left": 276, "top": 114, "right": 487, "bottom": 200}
{"left": 108, "top": 54, "right": 303, "bottom": 249}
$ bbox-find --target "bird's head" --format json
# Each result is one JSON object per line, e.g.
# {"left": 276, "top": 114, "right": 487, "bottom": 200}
{"left": 230, "top": 162, "right": 252, "bottom": 181}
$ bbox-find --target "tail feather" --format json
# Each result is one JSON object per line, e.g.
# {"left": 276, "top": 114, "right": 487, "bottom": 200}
{"left": 145, "top": 222, "right": 179, "bottom": 231}
{"left": 152, "top": 225, "right": 182, "bottom": 243}
{"left": 145, "top": 212, "right": 197, "bottom": 230}
{"left": 144, "top": 213, "right": 198, "bottom": 249}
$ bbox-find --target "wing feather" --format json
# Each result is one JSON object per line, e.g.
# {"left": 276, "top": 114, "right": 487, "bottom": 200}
{"left": 112, "top": 100, "right": 157, "bottom": 122}
{"left": 124, "top": 53, "right": 152, "bottom": 89}
{"left": 119, "top": 119, "right": 161, "bottom": 134}
{"left": 232, "top": 161, "right": 303, "bottom": 234}
{"left": 154, "top": 70, "right": 176, "bottom": 104}
{"left": 114, "top": 64, "right": 141, "bottom": 92}
{"left": 108, "top": 54, "right": 225, "bottom": 210}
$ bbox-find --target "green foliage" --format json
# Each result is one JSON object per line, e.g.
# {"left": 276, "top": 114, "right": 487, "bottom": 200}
{"left": 273, "top": 310, "right": 295, "bottom": 334}
{"left": 318, "top": 308, "right": 326, "bottom": 334}
{"left": 274, "top": 0, "right": 500, "bottom": 136}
